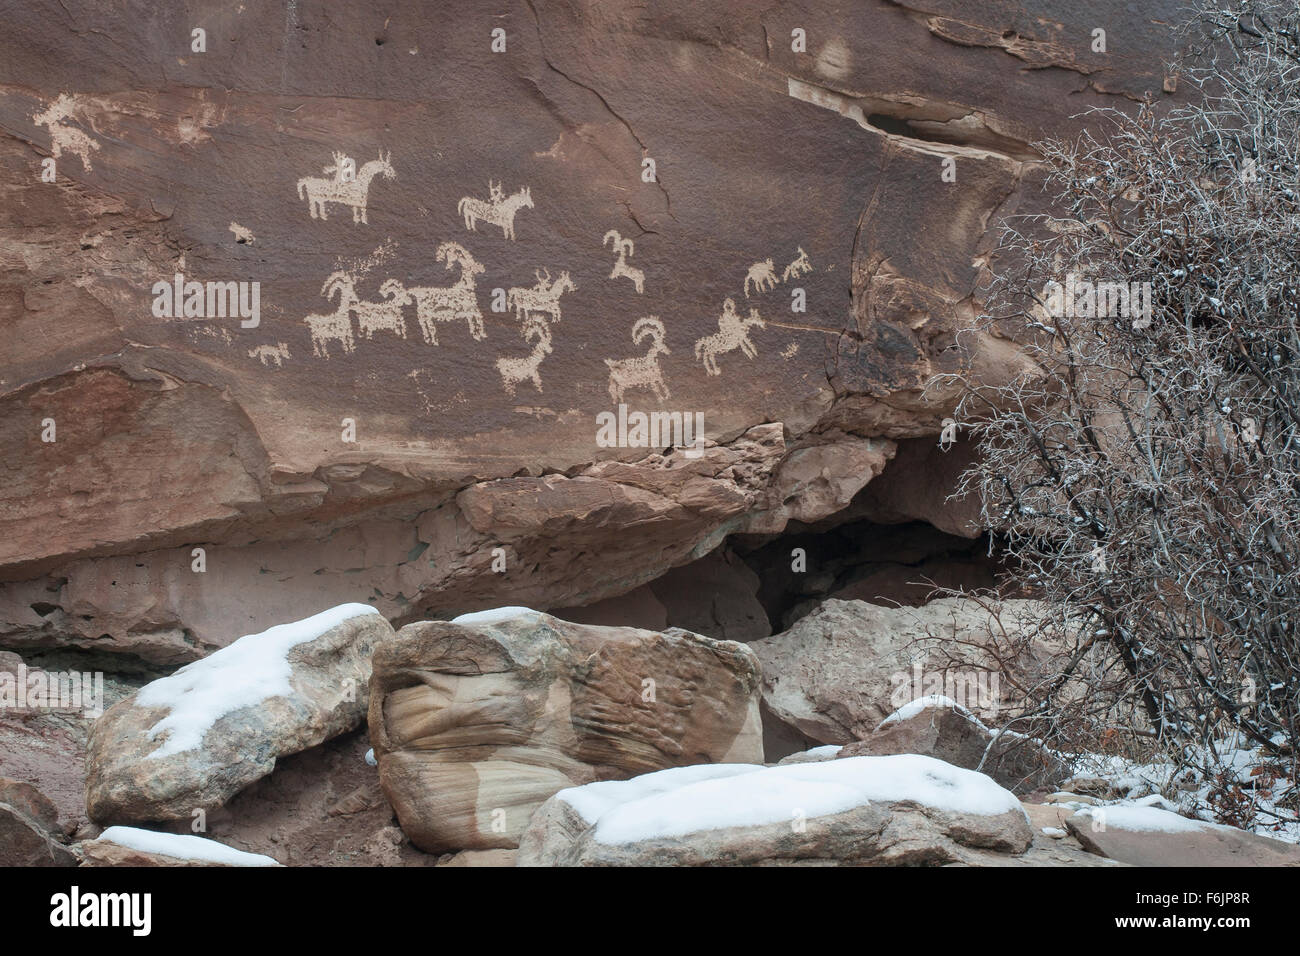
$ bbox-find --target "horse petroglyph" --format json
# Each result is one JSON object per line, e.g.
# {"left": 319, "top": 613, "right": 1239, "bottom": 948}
{"left": 297, "top": 150, "right": 395, "bottom": 223}
{"left": 507, "top": 268, "right": 576, "bottom": 324}
{"left": 603, "top": 229, "right": 645, "bottom": 293}
{"left": 496, "top": 314, "right": 553, "bottom": 397}
{"left": 406, "top": 241, "right": 487, "bottom": 344}
{"left": 32, "top": 94, "right": 101, "bottom": 171}
{"left": 744, "top": 258, "right": 778, "bottom": 297}
{"left": 458, "top": 181, "right": 533, "bottom": 240}
{"left": 782, "top": 246, "right": 812, "bottom": 282}
{"left": 606, "top": 316, "right": 671, "bottom": 403}
{"left": 695, "top": 298, "right": 765, "bottom": 376}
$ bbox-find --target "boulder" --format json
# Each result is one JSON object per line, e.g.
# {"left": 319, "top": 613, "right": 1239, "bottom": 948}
{"left": 750, "top": 598, "right": 1051, "bottom": 756}
{"left": 0, "top": 781, "right": 77, "bottom": 866}
{"left": 85, "top": 604, "right": 393, "bottom": 823}
{"left": 836, "top": 696, "right": 1068, "bottom": 793}
{"left": 1066, "top": 805, "right": 1300, "bottom": 867}
{"left": 80, "top": 826, "right": 282, "bottom": 866}
{"left": 368, "top": 608, "right": 763, "bottom": 853}
{"left": 0, "top": 776, "right": 62, "bottom": 834}
{"left": 518, "top": 754, "right": 1033, "bottom": 866}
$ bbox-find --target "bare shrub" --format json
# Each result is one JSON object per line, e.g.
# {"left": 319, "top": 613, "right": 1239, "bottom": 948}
{"left": 943, "top": 0, "right": 1300, "bottom": 829}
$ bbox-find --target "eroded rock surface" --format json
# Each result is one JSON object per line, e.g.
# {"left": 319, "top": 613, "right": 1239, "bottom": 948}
{"left": 368, "top": 608, "right": 763, "bottom": 853}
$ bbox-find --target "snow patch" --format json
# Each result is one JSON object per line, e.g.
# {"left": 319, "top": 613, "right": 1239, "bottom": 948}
{"left": 877, "top": 694, "right": 989, "bottom": 733}
{"left": 1076, "top": 806, "right": 1227, "bottom": 832}
{"left": 1079, "top": 805, "right": 1217, "bottom": 833}
{"left": 451, "top": 606, "right": 541, "bottom": 627}
{"left": 98, "top": 826, "right": 281, "bottom": 866}
{"left": 805, "top": 744, "right": 843, "bottom": 758}
{"left": 137, "top": 603, "right": 377, "bottom": 759}
{"left": 559, "top": 754, "right": 1022, "bottom": 845}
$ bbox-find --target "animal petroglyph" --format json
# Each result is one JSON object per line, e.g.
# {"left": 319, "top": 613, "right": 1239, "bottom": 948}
{"left": 406, "top": 241, "right": 486, "bottom": 344}
{"left": 496, "top": 315, "right": 553, "bottom": 397}
{"left": 603, "top": 230, "right": 645, "bottom": 294}
{"left": 744, "top": 259, "right": 778, "bottom": 297}
{"left": 606, "top": 316, "right": 671, "bottom": 403}
{"left": 507, "top": 268, "right": 576, "bottom": 324}
{"left": 782, "top": 247, "right": 812, "bottom": 282}
{"left": 229, "top": 222, "right": 256, "bottom": 244}
{"left": 249, "top": 343, "right": 290, "bottom": 367}
{"left": 303, "top": 272, "right": 358, "bottom": 358}
{"left": 355, "top": 278, "right": 409, "bottom": 340}
{"left": 297, "top": 150, "right": 395, "bottom": 223}
{"left": 458, "top": 181, "right": 534, "bottom": 240}
{"left": 695, "top": 298, "right": 765, "bottom": 376}
{"left": 32, "top": 94, "right": 101, "bottom": 171}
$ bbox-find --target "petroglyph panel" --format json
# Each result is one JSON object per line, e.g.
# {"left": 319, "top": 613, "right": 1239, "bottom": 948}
{"left": 0, "top": 0, "right": 1183, "bottom": 589}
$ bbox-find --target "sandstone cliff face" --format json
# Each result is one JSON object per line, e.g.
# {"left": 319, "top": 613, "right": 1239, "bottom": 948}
{"left": 0, "top": 1, "right": 1185, "bottom": 658}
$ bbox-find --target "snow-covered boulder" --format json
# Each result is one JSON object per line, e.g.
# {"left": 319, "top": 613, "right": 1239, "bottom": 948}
{"left": 368, "top": 608, "right": 763, "bottom": 854}
{"left": 81, "top": 826, "right": 282, "bottom": 866}
{"left": 1066, "top": 805, "right": 1300, "bottom": 867}
{"left": 517, "top": 754, "right": 1033, "bottom": 866}
{"left": 836, "top": 696, "right": 1068, "bottom": 794}
{"left": 86, "top": 604, "right": 393, "bottom": 823}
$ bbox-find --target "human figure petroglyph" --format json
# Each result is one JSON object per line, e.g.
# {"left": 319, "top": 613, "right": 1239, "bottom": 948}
{"left": 303, "top": 272, "right": 357, "bottom": 358}
{"left": 458, "top": 182, "right": 534, "bottom": 240}
{"left": 606, "top": 316, "right": 671, "bottom": 403}
{"left": 297, "top": 150, "right": 395, "bottom": 223}
{"left": 695, "top": 298, "right": 765, "bottom": 376}
{"left": 782, "top": 247, "right": 812, "bottom": 282}
{"left": 507, "top": 268, "right": 576, "bottom": 324}
{"left": 406, "top": 241, "right": 487, "bottom": 344}
{"left": 355, "top": 278, "right": 409, "bottom": 340}
{"left": 603, "top": 230, "right": 645, "bottom": 293}
{"left": 248, "top": 343, "right": 290, "bottom": 367}
{"left": 32, "top": 94, "right": 101, "bottom": 171}
{"left": 744, "top": 258, "right": 778, "bottom": 297}
{"left": 496, "top": 315, "right": 553, "bottom": 397}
